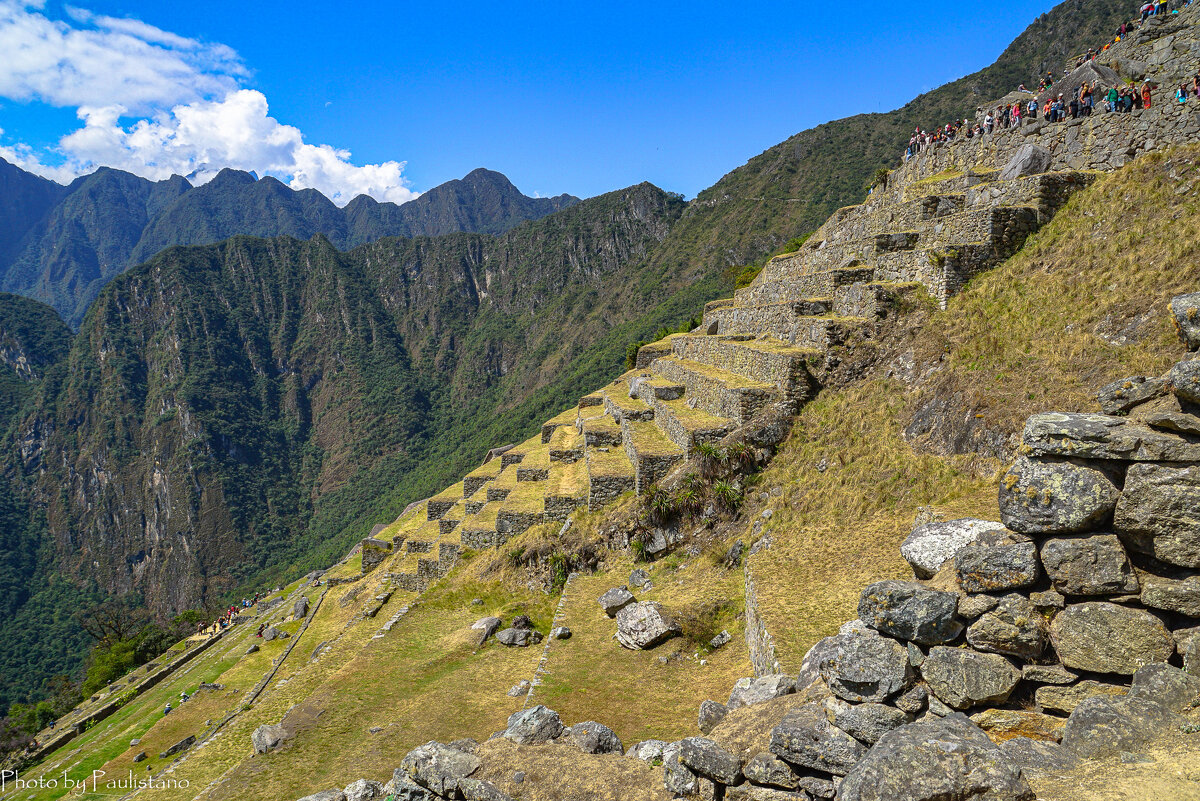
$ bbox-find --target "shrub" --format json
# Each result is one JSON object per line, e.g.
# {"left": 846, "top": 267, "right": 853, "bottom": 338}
{"left": 712, "top": 480, "right": 742, "bottom": 513}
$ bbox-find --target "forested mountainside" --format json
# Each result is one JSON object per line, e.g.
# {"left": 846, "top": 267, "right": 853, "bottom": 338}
{"left": 0, "top": 163, "right": 578, "bottom": 327}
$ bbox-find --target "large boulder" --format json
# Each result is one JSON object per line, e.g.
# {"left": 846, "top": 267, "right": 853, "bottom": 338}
{"left": 1039, "top": 535, "right": 1139, "bottom": 595}
{"left": 999, "top": 143, "right": 1051, "bottom": 180}
{"left": 399, "top": 742, "right": 481, "bottom": 796}
{"left": 1170, "top": 359, "right": 1200, "bottom": 405}
{"left": 598, "top": 587, "right": 636, "bottom": 617}
{"left": 679, "top": 736, "right": 743, "bottom": 784}
{"left": 797, "top": 635, "right": 840, "bottom": 691}
{"left": 501, "top": 705, "right": 563, "bottom": 744}
{"left": 818, "top": 629, "right": 913, "bottom": 703}
{"left": 294, "top": 595, "right": 310, "bottom": 619}
{"left": 1097, "top": 376, "right": 1167, "bottom": 414}
{"left": 1140, "top": 574, "right": 1200, "bottom": 616}
{"left": 1059, "top": 695, "right": 1178, "bottom": 760}
{"left": 698, "top": 700, "right": 728, "bottom": 734}
{"left": 1035, "top": 680, "right": 1127, "bottom": 715}
{"left": 999, "top": 737, "right": 1076, "bottom": 774}
{"left": 662, "top": 742, "right": 699, "bottom": 796}
{"left": 1128, "top": 662, "right": 1200, "bottom": 714}
{"left": 567, "top": 721, "right": 624, "bottom": 754}
{"left": 742, "top": 752, "right": 802, "bottom": 790}
{"left": 1114, "top": 462, "right": 1200, "bottom": 568}
{"left": 954, "top": 541, "right": 1040, "bottom": 593}
{"left": 921, "top": 647, "right": 1020, "bottom": 710}
{"left": 1170, "top": 292, "right": 1200, "bottom": 350}
{"left": 901, "top": 519, "right": 1004, "bottom": 579}
{"left": 768, "top": 702, "right": 865, "bottom": 776}
{"left": 833, "top": 703, "right": 910, "bottom": 746}
{"left": 838, "top": 713, "right": 1034, "bottom": 801}
{"left": 389, "top": 772, "right": 440, "bottom": 801}
{"left": 998, "top": 456, "right": 1120, "bottom": 534}
{"left": 966, "top": 594, "right": 1048, "bottom": 660}
{"left": 342, "top": 780, "right": 384, "bottom": 801}
{"left": 457, "top": 779, "right": 512, "bottom": 801}
{"left": 727, "top": 674, "right": 796, "bottom": 710}
{"left": 1020, "top": 412, "right": 1200, "bottom": 462}
{"left": 626, "top": 739, "right": 668, "bottom": 763}
{"left": 495, "top": 628, "right": 542, "bottom": 647}
{"left": 252, "top": 723, "right": 289, "bottom": 754}
{"left": 470, "top": 617, "right": 502, "bottom": 640}
{"left": 858, "top": 580, "right": 961, "bottom": 645}
{"left": 1049, "top": 602, "right": 1174, "bottom": 674}
{"left": 615, "top": 602, "right": 680, "bottom": 650}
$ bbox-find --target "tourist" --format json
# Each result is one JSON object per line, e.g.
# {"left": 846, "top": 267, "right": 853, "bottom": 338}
{"left": 164, "top": 703, "right": 172, "bottom": 715}
{"left": 1142, "top": 81, "right": 1153, "bottom": 108}
{"left": 1178, "top": 84, "right": 1189, "bottom": 102}
{"left": 1107, "top": 84, "right": 1119, "bottom": 112}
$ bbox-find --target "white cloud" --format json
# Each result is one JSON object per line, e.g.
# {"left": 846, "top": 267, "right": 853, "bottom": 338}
{"left": 0, "top": 1, "right": 418, "bottom": 206}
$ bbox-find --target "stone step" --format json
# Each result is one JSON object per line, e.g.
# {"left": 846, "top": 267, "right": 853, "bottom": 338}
{"left": 438, "top": 501, "right": 465, "bottom": 536}
{"left": 705, "top": 300, "right": 875, "bottom": 348}
{"left": 427, "top": 482, "right": 464, "bottom": 521}
{"left": 667, "top": 334, "right": 819, "bottom": 408}
{"left": 461, "top": 502, "right": 501, "bottom": 550}
{"left": 463, "top": 459, "right": 502, "bottom": 499}
{"left": 601, "top": 380, "right": 656, "bottom": 424}
{"left": 545, "top": 461, "right": 588, "bottom": 521}
{"left": 541, "top": 408, "right": 580, "bottom": 444}
{"left": 652, "top": 397, "right": 735, "bottom": 455}
{"left": 516, "top": 444, "right": 552, "bottom": 482}
{"left": 502, "top": 435, "right": 543, "bottom": 469}
{"left": 487, "top": 465, "right": 518, "bottom": 502}
{"left": 585, "top": 447, "right": 636, "bottom": 511}
{"left": 651, "top": 356, "right": 779, "bottom": 424}
{"left": 621, "top": 418, "right": 686, "bottom": 494}
{"left": 631, "top": 375, "right": 685, "bottom": 401}
{"left": 739, "top": 263, "right": 875, "bottom": 305}
{"left": 548, "top": 425, "right": 584, "bottom": 463}
{"left": 581, "top": 412, "right": 623, "bottom": 447}
{"left": 495, "top": 480, "right": 547, "bottom": 544}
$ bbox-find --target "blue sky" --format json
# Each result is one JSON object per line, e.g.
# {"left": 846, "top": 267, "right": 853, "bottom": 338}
{"left": 0, "top": 0, "right": 1060, "bottom": 203}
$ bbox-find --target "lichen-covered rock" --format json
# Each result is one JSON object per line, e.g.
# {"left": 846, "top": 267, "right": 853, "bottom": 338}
{"left": 957, "top": 593, "right": 1001, "bottom": 619}
{"left": 388, "top": 772, "right": 439, "bottom": 801}
{"left": 999, "top": 737, "right": 1075, "bottom": 773}
{"left": 252, "top": 723, "right": 289, "bottom": 754}
{"left": 1115, "top": 462, "right": 1200, "bottom": 567}
{"left": 1039, "top": 535, "right": 1139, "bottom": 595}
{"left": 567, "top": 721, "right": 624, "bottom": 754}
{"left": 838, "top": 713, "right": 1034, "bottom": 801}
{"left": 1059, "top": 695, "right": 1178, "bottom": 760}
{"left": 954, "top": 541, "right": 1040, "bottom": 593}
{"left": 1170, "top": 292, "right": 1200, "bottom": 350}
{"left": 626, "top": 739, "right": 668, "bottom": 763}
{"left": 1049, "top": 602, "right": 1174, "bottom": 674}
{"left": 998, "top": 456, "right": 1120, "bottom": 534}
{"left": 833, "top": 702, "right": 910, "bottom": 746}
{"left": 999, "top": 143, "right": 1052, "bottom": 180}
{"left": 1128, "top": 662, "right": 1200, "bottom": 714}
{"left": 1097, "top": 375, "right": 1167, "bottom": 414}
{"left": 1140, "top": 574, "right": 1200, "bottom": 616}
{"left": 768, "top": 702, "right": 865, "bottom": 776}
{"left": 297, "top": 791, "right": 345, "bottom": 801}
{"left": 1020, "top": 663, "right": 1077, "bottom": 685}
{"left": 1021, "top": 412, "right": 1200, "bottom": 462}
{"left": 1035, "top": 680, "right": 1127, "bottom": 715}
{"left": 679, "top": 736, "right": 743, "bottom": 784}
{"left": 858, "top": 580, "right": 962, "bottom": 645}
{"left": 662, "top": 742, "right": 699, "bottom": 796}
{"left": 901, "top": 518, "right": 1004, "bottom": 579}
{"left": 1170, "top": 358, "right": 1200, "bottom": 404}
{"left": 742, "top": 752, "right": 801, "bottom": 789}
{"left": 615, "top": 602, "right": 681, "bottom": 650}
{"left": 470, "top": 617, "right": 502, "bottom": 639}
{"left": 399, "top": 741, "right": 481, "bottom": 796}
{"left": 796, "top": 635, "right": 840, "bottom": 692}
{"left": 495, "top": 628, "right": 542, "bottom": 647}
{"left": 920, "top": 647, "right": 1020, "bottom": 710}
{"left": 728, "top": 674, "right": 796, "bottom": 710}
{"left": 294, "top": 595, "right": 310, "bottom": 619}
{"left": 598, "top": 587, "right": 636, "bottom": 617}
{"left": 502, "top": 705, "right": 563, "bottom": 745}
{"left": 1176, "top": 626, "right": 1200, "bottom": 673}
{"left": 342, "top": 779, "right": 384, "bottom": 801}
{"left": 698, "top": 699, "right": 729, "bottom": 734}
{"left": 893, "top": 685, "right": 928, "bottom": 714}
{"left": 969, "top": 709, "right": 1065, "bottom": 743}
{"left": 628, "top": 568, "right": 650, "bottom": 588}
{"left": 818, "top": 629, "right": 913, "bottom": 703}
{"left": 458, "top": 778, "right": 512, "bottom": 801}
{"left": 966, "top": 594, "right": 1048, "bottom": 660}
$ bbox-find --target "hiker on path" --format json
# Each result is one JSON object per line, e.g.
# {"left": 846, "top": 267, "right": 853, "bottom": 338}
{"left": 1143, "top": 82, "right": 1153, "bottom": 108}
{"left": 164, "top": 703, "right": 172, "bottom": 715}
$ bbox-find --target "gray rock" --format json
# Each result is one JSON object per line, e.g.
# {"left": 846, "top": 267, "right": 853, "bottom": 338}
{"left": 252, "top": 723, "right": 289, "bottom": 754}
{"left": 342, "top": 779, "right": 384, "bottom": 801}
{"left": 449, "top": 738, "right": 479, "bottom": 754}
{"left": 510, "top": 615, "right": 533, "bottom": 630}
{"left": 743, "top": 752, "right": 801, "bottom": 789}
{"left": 629, "top": 568, "right": 651, "bottom": 588}
{"left": 999, "top": 143, "right": 1052, "bottom": 180}
{"left": 495, "top": 628, "right": 542, "bottom": 647}
{"left": 1170, "top": 359, "right": 1200, "bottom": 404}
{"left": 471, "top": 617, "right": 502, "bottom": 640}
{"left": 245, "top": 644, "right": 260, "bottom": 655}
{"left": 1000, "top": 737, "right": 1076, "bottom": 773}
{"left": 858, "top": 580, "right": 962, "bottom": 645}
{"left": 795, "top": 774, "right": 837, "bottom": 799}
{"left": 957, "top": 594, "right": 1000, "bottom": 619}
{"left": 966, "top": 594, "right": 1048, "bottom": 660}
{"left": 399, "top": 741, "right": 481, "bottom": 796}
{"left": 725, "top": 788, "right": 810, "bottom": 801}
{"left": 506, "top": 680, "right": 531, "bottom": 697}
{"left": 1145, "top": 409, "right": 1200, "bottom": 437}
{"left": 768, "top": 702, "right": 866, "bottom": 776}
{"left": 1036, "top": 680, "right": 1127, "bottom": 715}
{"left": 698, "top": 699, "right": 729, "bottom": 734}
{"left": 615, "top": 602, "right": 680, "bottom": 650}
{"left": 132, "top": 751, "right": 147, "bottom": 763}
{"left": 627, "top": 739, "right": 668, "bottom": 763}
{"left": 1039, "top": 535, "right": 1139, "bottom": 595}
{"left": 458, "top": 778, "right": 512, "bottom": 801}
{"left": 709, "top": 630, "right": 732, "bottom": 649}
{"left": 1049, "top": 602, "right": 1174, "bottom": 674}
{"left": 1129, "top": 662, "right": 1200, "bottom": 714}
{"left": 297, "top": 792, "right": 345, "bottom": 801}
{"left": 388, "top": 772, "right": 439, "bottom": 801}
{"left": 1020, "top": 412, "right": 1200, "bottom": 462}
{"left": 1021, "top": 664, "right": 1077, "bottom": 685}
{"left": 797, "top": 635, "right": 839, "bottom": 691}
{"left": 818, "top": 629, "right": 912, "bottom": 703}
{"left": 901, "top": 519, "right": 1005, "bottom": 579}
{"left": 921, "top": 647, "right": 1020, "bottom": 710}
{"left": 550, "top": 626, "right": 572, "bottom": 640}
{"left": 1028, "top": 589, "right": 1065, "bottom": 610}
{"left": 1115, "top": 462, "right": 1200, "bottom": 568}
{"left": 159, "top": 734, "right": 195, "bottom": 759}
{"left": 1170, "top": 292, "right": 1200, "bottom": 351}
{"left": 294, "top": 595, "right": 310, "bottom": 619}
{"left": 1098, "top": 376, "right": 1167, "bottom": 413}
{"left": 1060, "top": 695, "right": 1178, "bottom": 760}
{"left": 568, "top": 721, "right": 624, "bottom": 754}
{"left": 1176, "top": 626, "right": 1200, "bottom": 673}
{"left": 598, "top": 587, "right": 636, "bottom": 617}
{"left": 728, "top": 674, "right": 797, "bottom": 710}
{"left": 834, "top": 703, "right": 910, "bottom": 746}
{"left": 998, "top": 456, "right": 1120, "bottom": 535}
{"left": 680, "top": 736, "right": 743, "bottom": 784}
{"left": 502, "top": 705, "right": 563, "bottom": 744}
{"left": 1141, "top": 574, "right": 1200, "bottom": 616}
{"left": 955, "top": 541, "right": 1040, "bottom": 593}
{"left": 893, "top": 684, "right": 928, "bottom": 714}
{"left": 839, "top": 713, "right": 1034, "bottom": 801}
{"left": 663, "top": 741, "right": 700, "bottom": 796}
